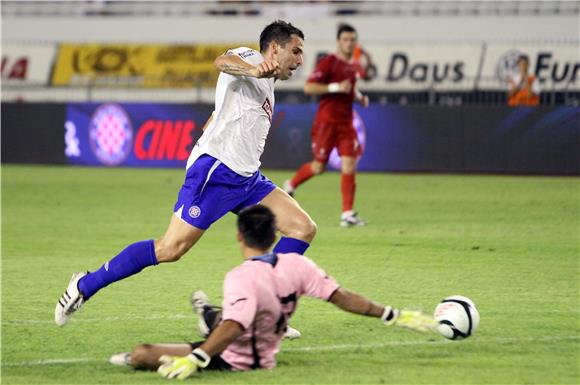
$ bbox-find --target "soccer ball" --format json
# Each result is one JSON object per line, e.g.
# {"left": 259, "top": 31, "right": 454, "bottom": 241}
{"left": 434, "top": 295, "right": 480, "bottom": 340}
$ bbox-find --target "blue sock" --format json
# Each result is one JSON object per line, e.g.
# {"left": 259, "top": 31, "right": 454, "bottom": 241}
{"left": 78, "top": 240, "right": 158, "bottom": 300}
{"left": 273, "top": 237, "right": 310, "bottom": 255}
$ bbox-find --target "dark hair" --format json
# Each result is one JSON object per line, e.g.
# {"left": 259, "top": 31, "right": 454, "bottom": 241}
{"left": 518, "top": 54, "right": 530, "bottom": 63}
{"left": 237, "top": 205, "right": 277, "bottom": 250}
{"left": 259, "top": 20, "right": 304, "bottom": 53}
{"left": 337, "top": 23, "right": 357, "bottom": 39}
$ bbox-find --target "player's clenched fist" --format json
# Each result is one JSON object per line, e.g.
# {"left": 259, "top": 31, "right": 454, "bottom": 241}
{"left": 253, "top": 60, "right": 280, "bottom": 78}
{"left": 338, "top": 79, "right": 352, "bottom": 93}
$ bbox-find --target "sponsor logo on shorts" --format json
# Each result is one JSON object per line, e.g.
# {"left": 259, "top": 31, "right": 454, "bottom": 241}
{"left": 89, "top": 103, "right": 133, "bottom": 166}
{"left": 188, "top": 205, "right": 201, "bottom": 218}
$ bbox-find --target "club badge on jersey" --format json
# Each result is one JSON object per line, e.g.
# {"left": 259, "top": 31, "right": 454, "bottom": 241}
{"left": 262, "top": 98, "right": 273, "bottom": 122}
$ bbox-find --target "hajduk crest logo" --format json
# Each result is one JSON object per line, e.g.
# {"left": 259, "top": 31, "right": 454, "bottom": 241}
{"left": 89, "top": 103, "right": 133, "bottom": 166}
{"left": 188, "top": 205, "right": 201, "bottom": 218}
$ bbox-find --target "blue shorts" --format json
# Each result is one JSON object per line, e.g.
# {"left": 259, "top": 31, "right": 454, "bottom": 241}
{"left": 173, "top": 154, "right": 276, "bottom": 230}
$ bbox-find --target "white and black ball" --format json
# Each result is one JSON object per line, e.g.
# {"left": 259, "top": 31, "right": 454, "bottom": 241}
{"left": 434, "top": 295, "right": 480, "bottom": 340}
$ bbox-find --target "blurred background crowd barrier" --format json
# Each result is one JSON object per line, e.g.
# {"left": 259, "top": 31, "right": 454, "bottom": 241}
{"left": 2, "top": 1, "right": 579, "bottom": 174}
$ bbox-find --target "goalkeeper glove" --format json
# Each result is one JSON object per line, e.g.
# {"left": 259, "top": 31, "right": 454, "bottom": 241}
{"left": 381, "top": 306, "right": 437, "bottom": 333}
{"left": 157, "top": 348, "right": 211, "bottom": 380}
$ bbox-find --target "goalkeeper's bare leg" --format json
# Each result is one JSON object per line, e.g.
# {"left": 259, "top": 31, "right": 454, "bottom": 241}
{"left": 130, "top": 343, "right": 193, "bottom": 371}
{"left": 111, "top": 341, "right": 231, "bottom": 371}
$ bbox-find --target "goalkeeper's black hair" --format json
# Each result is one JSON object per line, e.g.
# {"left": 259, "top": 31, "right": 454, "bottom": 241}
{"left": 237, "top": 205, "right": 277, "bottom": 250}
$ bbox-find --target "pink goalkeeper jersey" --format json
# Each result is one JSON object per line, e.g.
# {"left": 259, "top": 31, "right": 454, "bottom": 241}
{"left": 219, "top": 252, "right": 339, "bottom": 370}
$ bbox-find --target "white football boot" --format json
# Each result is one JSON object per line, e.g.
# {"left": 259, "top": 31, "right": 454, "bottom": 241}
{"left": 340, "top": 211, "right": 367, "bottom": 227}
{"left": 284, "top": 326, "right": 302, "bottom": 340}
{"left": 191, "top": 290, "right": 213, "bottom": 338}
{"left": 109, "top": 352, "right": 131, "bottom": 367}
{"left": 54, "top": 272, "right": 87, "bottom": 326}
{"left": 282, "top": 180, "right": 295, "bottom": 197}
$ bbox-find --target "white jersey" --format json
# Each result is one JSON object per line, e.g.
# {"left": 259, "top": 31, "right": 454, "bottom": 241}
{"left": 186, "top": 47, "right": 275, "bottom": 177}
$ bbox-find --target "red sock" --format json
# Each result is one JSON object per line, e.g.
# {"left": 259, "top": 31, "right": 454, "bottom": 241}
{"left": 290, "top": 163, "right": 315, "bottom": 189}
{"left": 341, "top": 173, "right": 356, "bottom": 212}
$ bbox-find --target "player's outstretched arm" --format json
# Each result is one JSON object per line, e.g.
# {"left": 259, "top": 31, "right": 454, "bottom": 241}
{"left": 214, "top": 53, "right": 279, "bottom": 78}
{"left": 328, "top": 287, "right": 384, "bottom": 316}
{"left": 328, "top": 287, "right": 436, "bottom": 333}
{"left": 304, "top": 79, "right": 352, "bottom": 95}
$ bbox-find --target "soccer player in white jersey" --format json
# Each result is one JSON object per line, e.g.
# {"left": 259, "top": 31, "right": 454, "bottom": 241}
{"left": 107, "top": 205, "right": 436, "bottom": 378}
{"left": 55, "top": 21, "right": 317, "bottom": 327}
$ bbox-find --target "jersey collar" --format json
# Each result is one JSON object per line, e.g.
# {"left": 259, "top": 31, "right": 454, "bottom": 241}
{"left": 251, "top": 252, "right": 278, "bottom": 267}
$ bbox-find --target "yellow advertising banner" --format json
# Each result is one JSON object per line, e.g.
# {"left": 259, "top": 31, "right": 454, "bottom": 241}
{"left": 52, "top": 43, "right": 258, "bottom": 87}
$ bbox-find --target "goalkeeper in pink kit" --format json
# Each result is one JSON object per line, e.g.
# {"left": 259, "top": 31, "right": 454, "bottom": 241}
{"left": 110, "top": 205, "right": 435, "bottom": 378}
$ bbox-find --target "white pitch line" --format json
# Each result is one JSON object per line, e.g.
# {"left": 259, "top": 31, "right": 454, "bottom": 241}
{"left": 283, "top": 335, "right": 580, "bottom": 352}
{"left": 3, "top": 310, "right": 339, "bottom": 326}
{"left": 3, "top": 358, "right": 100, "bottom": 367}
{"left": 2, "top": 335, "right": 578, "bottom": 367}
{"left": 2, "top": 314, "right": 191, "bottom": 325}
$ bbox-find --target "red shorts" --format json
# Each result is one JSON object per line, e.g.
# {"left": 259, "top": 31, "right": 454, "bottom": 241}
{"left": 311, "top": 120, "right": 362, "bottom": 162}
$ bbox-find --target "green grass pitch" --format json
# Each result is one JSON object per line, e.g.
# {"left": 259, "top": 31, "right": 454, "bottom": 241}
{"left": 2, "top": 165, "right": 578, "bottom": 384}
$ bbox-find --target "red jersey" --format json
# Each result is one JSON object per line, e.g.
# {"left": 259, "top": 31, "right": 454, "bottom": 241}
{"left": 307, "top": 54, "right": 360, "bottom": 124}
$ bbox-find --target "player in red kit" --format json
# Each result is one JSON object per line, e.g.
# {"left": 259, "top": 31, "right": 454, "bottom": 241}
{"left": 284, "top": 23, "right": 369, "bottom": 227}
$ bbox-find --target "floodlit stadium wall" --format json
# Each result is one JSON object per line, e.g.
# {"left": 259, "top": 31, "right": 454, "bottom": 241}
{"left": 2, "top": 6, "right": 578, "bottom": 174}
{"left": 2, "top": 102, "right": 578, "bottom": 175}
{"left": 2, "top": 13, "right": 579, "bottom": 102}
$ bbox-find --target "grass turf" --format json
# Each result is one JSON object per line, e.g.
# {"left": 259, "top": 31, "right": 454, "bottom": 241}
{"left": 1, "top": 165, "right": 579, "bottom": 384}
